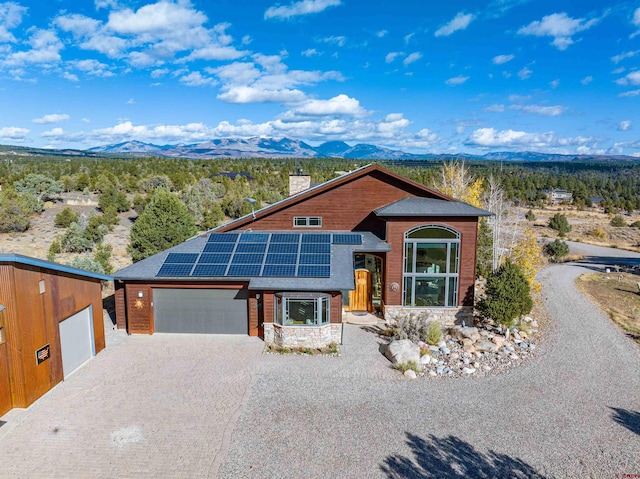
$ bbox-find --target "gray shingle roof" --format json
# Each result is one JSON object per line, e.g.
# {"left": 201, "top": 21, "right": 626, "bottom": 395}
{"left": 113, "top": 231, "right": 390, "bottom": 292}
{"left": 374, "top": 197, "right": 491, "bottom": 217}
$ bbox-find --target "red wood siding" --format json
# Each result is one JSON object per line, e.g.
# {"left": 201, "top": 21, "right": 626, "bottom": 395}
{"left": 221, "top": 170, "right": 442, "bottom": 233}
{"left": 384, "top": 218, "right": 478, "bottom": 307}
{"left": 114, "top": 282, "right": 127, "bottom": 330}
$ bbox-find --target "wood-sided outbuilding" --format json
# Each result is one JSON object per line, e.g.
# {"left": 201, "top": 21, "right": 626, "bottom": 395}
{"left": 0, "top": 255, "right": 111, "bottom": 417}
{"left": 114, "top": 165, "right": 490, "bottom": 348}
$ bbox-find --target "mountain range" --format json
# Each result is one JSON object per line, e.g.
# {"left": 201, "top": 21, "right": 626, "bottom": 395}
{"left": 87, "top": 138, "right": 638, "bottom": 162}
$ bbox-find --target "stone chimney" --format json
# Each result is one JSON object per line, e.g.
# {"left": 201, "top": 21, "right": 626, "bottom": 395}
{"left": 289, "top": 168, "right": 311, "bottom": 196}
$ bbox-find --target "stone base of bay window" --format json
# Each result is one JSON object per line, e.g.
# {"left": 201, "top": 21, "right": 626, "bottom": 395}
{"left": 264, "top": 322, "right": 342, "bottom": 349}
{"left": 383, "top": 306, "right": 474, "bottom": 328}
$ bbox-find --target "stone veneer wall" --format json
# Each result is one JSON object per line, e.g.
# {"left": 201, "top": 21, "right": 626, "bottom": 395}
{"left": 384, "top": 306, "right": 474, "bottom": 327}
{"left": 264, "top": 322, "right": 342, "bottom": 348}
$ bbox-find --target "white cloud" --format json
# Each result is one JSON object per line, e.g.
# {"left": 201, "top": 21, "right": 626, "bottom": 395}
{"left": 619, "top": 89, "right": 640, "bottom": 97}
{"left": 403, "top": 52, "right": 422, "bottom": 66}
{"left": 634, "top": 7, "right": 640, "bottom": 26}
{"left": 376, "top": 30, "right": 388, "bottom": 38}
{"left": 618, "top": 120, "right": 632, "bottom": 131}
{"left": 518, "top": 67, "right": 532, "bottom": 79}
{"left": 0, "top": 126, "right": 29, "bottom": 140}
{"left": 484, "top": 104, "right": 505, "bottom": 112}
{"left": 3, "top": 28, "right": 63, "bottom": 67}
{"left": 284, "top": 94, "right": 368, "bottom": 117}
{"left": 549, "top": 79, "right": 560, "bottom": 88}
{"left": 320, "top": 35, "right": 346, "bottom": 47}
{"left": 69, "top": 58, "right": 114, "bottom": 77}
{"left": 492, "top": 54, "right": 514, "bottom": 65}
{"left": 33, "top": 113, "right": 70, "bottom": 124}
{"left": 179, "top": 71, "right": 217, "bottom": 87}
{"left": 95, "top": 0, "right": 118, "bottom": 9}
{"left": 510, "top": 104, "right": 565, "bottom": 116}
{"left": 435, "top": 12, "right": 475, "bottom": 37}
{"left": 581, "top": 75, "right": 593, "bottom": 85}
{"left": 445, "top": 75, "right": 469, "bottom": 86}
{"left": 611, "top": 50, "right": 639, "bottom": 64}
{"left": 466, "top": 127, "right": 591, "bottom": 150}
{"left": 151, "top": 68, "right": 169, "bottom": 78}
{"left": 126, "top": 98, "right": 135, "bottom": 104}
{"left": 517, "top": 12, "right": 599, "bottom": 50}
{"left": 616, "top": 71, "right": 640, "bottom": 86}
{"left": 385, "top": 51, "right": 403, "bottom": 63}
{"left": 41, "top": 127, "right": 66, "bottom": 138}
{"left": 107, "top": 1, "right": 207, "bottom": 35}
{"left": 0, "top": 1, "right": 27, "bottom": 43}
{"left": 301, "top": 48, "right": 321, "bottom": 57}
{"left": 63, "top": 71, "right": 79, "bottom": 82}
{"left": 265, "top": 0, "right": 341, "bottom": 20}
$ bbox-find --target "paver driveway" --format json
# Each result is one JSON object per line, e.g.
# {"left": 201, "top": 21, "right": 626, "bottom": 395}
{"left": 1, "top": 241, "right": 640, "bottom": 478}
{"left": 0, "top": 327, "right": 264, "bottom": 479}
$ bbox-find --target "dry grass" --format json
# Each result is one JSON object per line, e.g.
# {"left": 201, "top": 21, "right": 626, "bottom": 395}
{"left": 576, "top": 272, "right": 640, "bottom": 343}
{"left": 522, "top": 205, "right": 640, "bottom": 253}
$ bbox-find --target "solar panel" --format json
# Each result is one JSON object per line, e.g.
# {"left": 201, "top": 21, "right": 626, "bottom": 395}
{"left": 207, "top": 233, "right": 238, "bottom": 243}
{"left": 198, "top": 253, "right": 232, "bottom": 264}
{"left": 231, "top": 253, "right": 265, "bottom": 264}
{"left": 268, "top": 243, "right": 299, "bottom": 254}
{"left": 192, "top": 264, "right": 227, "bottom": 276}
{"left": 157, "top": 263, "right": 193, "bottom": 276}
{"left": 299, "top": 254, "right": 331, "bottom": 265}
{"left": 300, "top": 243, "right": 330, "bottom": 254}
{"left": 302, "top": 233, "right": 331, "bottom": 243}
{"left": 262, "top": 264, "right": 297, "bottom": 277}
{"left": 239, "top": 233, "right": 269, "bottom": 243}
{"left": 227, "top": 264, "right": 262, "bottom": 276}
{"left": 332, "top": 233, "right": 362, "bottom": 245}
{"left": 297, "top": 265, "right": 331, "bottom": 277}
{"left": 164, "top": 253, "right": 199, "bottom": 264}
{"left": 203, "top": 242, "right": 235, "bottom": 253}
{"left": 265, "top": 253, "right": 298, "bottom": 265}
{"left": 271, "top": 233, "right": 300, "bottom": 243}
{"left": 236, "top": 242, "right": 267, "bottom": 253}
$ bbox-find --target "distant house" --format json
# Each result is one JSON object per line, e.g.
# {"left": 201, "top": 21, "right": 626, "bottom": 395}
{"left": 542, "top": 189, "right": 573, "bottom": 204}
{"left": 0, "top": 254, "right": 111, "bottom": 416}
{"left": 114, "top": 165, "right": 490, "bottom": 349}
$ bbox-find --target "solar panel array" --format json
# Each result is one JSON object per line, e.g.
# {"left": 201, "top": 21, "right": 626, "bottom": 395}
{"left": 156, "top": 232, "right": 362, "bottom": 278}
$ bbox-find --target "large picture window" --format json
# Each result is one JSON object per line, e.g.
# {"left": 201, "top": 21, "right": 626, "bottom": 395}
{"left": 275, "top": 292, "right": 330, "bottom": 326}
{"left": 403, "top": 225, "right": 460, "bottom": 307}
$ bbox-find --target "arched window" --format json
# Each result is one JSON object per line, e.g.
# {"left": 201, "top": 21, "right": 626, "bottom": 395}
{"left": 403, "top": 225, "right": 460, "bottom": 307}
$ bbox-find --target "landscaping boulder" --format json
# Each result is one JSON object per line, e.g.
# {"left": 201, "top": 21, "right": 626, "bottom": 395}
{"left": 475, "top": 340, "right": 499, "bottom": 353}
{"left": 384, "top": 339, "right": 421, "bottom": 365}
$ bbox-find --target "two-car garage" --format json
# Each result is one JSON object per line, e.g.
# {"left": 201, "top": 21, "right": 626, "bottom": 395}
{"left": 152, "top": 288, "right": 249, "bottom": 335}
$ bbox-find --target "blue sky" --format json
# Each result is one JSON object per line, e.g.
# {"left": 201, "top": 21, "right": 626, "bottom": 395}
{"left": 1, "top": 0, "right": 639, "bottom": 155}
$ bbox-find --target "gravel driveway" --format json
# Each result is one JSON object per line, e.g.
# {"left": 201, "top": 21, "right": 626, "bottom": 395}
{"left": 219, "top": 243, "right": 640, "bottom": 479}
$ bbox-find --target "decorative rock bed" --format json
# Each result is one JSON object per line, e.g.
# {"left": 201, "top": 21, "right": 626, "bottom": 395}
{"left": 382, "top": 316, "right": 541, "bottom": 379}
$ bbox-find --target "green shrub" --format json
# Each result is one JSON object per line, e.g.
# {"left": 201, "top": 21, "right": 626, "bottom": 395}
{"left": 425, "top": 322, "right": 443, "bottom": 346}
{"left": 67, "top": 255, "right": 105, "bottom": 274}
{"left": 94, "top": 243, "right": 114, "bottom": 275}
{"left": 54, "top": 207, "right": 79, "bottom": 228}
{"left": 132, "top": 194, "right": 149, "bottom": 215}
{"left": 390, "top": 316, "right": 442, "bottom": 345}
{"left": 83, "top": 213, "right": 109, "bottom": 243}
{"left": 631, "top": 220, "right": 640, "bottom": 228}
{"left": 98, "top": 186, "right": 130, "bottom": 213}
{"left": 128, "top": 190, "right": 197, "bottom": 262}
{"left": 543, "top": 239, "right": 570, "bottom": 261}
{"left": 548, "top": 213, "right": 572, "bottom": 237}
{"left": 525, "top": 209, "right": 536, "bottom": 222}
{"left": 47, "top": 236, "right": 62, "bottom": 261}
{"left": 610, "top": 215, "right": 627, "bottom": 227}
{"left": 395, "top": 360, "right": 421, "bottom": 374}
{"left": 14, "top": 174, "right": 63, "bottom": 202}
{"left": 478, "top": 258, "right": 533, "bottom": 328}
{"left": 61, "top": 222, "right": 92, "bottom": 253}
{"left": 0, "top": 196, "right": 30, "bottom": 232}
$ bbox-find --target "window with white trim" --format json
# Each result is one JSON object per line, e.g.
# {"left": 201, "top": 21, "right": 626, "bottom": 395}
{"left": 293, "top": 216, "right": 322, "bottom": 228}
{"left": 275, "top": 292, "right": 330, "bottom": 326}
{"left": 403, "top": 225, "right": 460, "bottom": 307}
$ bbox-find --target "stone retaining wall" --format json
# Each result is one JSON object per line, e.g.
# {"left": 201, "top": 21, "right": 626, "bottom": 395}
{"left": 264, "top": 322, "right": 342, "bottom": 348}
{"left": 383, "top": 306, "right": 474, "bottom": 327}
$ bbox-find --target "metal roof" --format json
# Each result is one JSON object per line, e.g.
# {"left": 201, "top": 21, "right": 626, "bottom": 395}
{"left": 374, "top": 197, "right": 492, "bottom": 217}
{"left": 0, "top": 254, "right": 113, "bottom": 281}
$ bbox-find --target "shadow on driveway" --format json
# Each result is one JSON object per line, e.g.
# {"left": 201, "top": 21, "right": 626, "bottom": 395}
{"left": 610, "top": 407, "right": 640, "bottom": 436}
{"left": 380, "top": 432, "right": 547, "bottom": 479}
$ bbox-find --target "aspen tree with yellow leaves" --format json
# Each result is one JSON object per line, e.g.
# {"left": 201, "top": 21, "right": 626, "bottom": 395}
{"left": 432, "top": 160, "right": 484, "bottom": 208}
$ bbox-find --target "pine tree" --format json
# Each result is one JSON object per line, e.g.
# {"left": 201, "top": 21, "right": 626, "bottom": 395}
{"left": 128, "top": 190, "right": 197, "bottom": 262}
{"left": 479, "top": 258, "right": 533, "bottom": 327}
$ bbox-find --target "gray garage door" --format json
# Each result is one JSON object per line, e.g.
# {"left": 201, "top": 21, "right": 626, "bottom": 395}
{"left": 59, "top": 306, "right": 95, "bottom": 378}
{"left": 152, "top": 288, "right": 248, "bottom": 334}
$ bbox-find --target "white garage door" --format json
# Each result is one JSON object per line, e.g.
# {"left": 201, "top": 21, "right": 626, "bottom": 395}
{"left": 59, "top": 306, "right": 95, "bottom": 378}
{"left": 153, "top": 288, "right": 248, "bottom": 334}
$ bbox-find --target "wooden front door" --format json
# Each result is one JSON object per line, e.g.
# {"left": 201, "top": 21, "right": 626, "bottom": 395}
{"left": 350, "top": 268, "right": 372, "bottom": 312}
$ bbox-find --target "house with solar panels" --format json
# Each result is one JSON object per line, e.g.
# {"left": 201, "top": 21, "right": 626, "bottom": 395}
{"left": 113, "top": 165, "right": 491, "bottom": 348}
